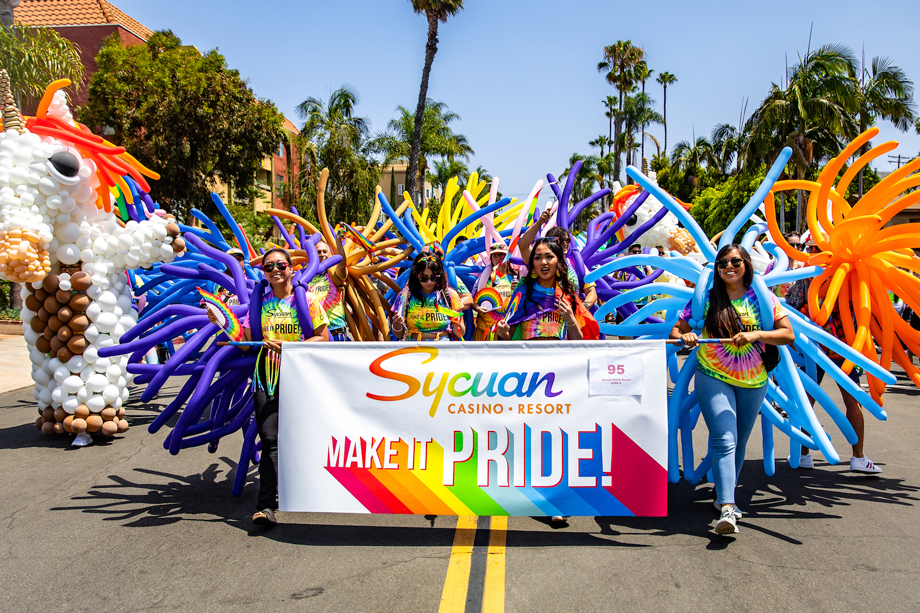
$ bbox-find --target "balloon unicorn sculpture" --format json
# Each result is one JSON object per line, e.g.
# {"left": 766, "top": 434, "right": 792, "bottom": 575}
{"left": 0, "top": 73, "right": 187, "bottom": 439}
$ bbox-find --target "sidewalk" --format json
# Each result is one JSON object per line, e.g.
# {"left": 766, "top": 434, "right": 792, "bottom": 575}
{"left": 0, "top": 334, "right": 33, "bottom": 394}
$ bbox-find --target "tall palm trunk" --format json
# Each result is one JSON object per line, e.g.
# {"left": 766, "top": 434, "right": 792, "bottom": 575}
{"left": 640, "top": 80, "right": 646, "bottom": 163}
{"left": 662, "top": 85, "right": 668, "bottom": 154}
{"left": 613, "top": 90, "right": 624, "bottom": 184}
{"left": 407, "top": 11, "right": 439, "bottom": 205}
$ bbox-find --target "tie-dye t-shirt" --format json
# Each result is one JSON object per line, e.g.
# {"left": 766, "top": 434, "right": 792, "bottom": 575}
{"left": 680, "top": 287, "right": 787, "bottom": 388}
{"left": 394, "top": 289, "right": 463, "bottom": 335}
{"left": 518, "top": 284, "right": 568, "bottom": 340}
{"left": 243, "top": 292, "right": 328, "bottom": 341}
{"left": 309, "top": 270, "right": 346, "bottom": 329}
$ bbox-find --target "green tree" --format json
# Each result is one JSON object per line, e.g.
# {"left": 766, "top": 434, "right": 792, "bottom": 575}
{"left": 852, "top": 56, "right": 915, "bottom": 195}
{"left": 427, "top": 157, "right": 468, "bottom": 196}
{"left": 0, "top": 23, "right": 84, "bottom": 110}
{"left": 743, "top": 43, "right": 858, "bottom": 231}
{"left": 406, "top": 0, "right": 465, "bottom": 204}
{"left": 710, "top": 123, "right": 746, "bottom": 175}
{"left": 294, "top": 86, "right": 383, "bottom": 225}
{"left": 598, "top": 40, "right": 645, "bottom": 184}
{"left": 80, "top": 31, "right": 284, "bottom": 223}
{"left": 621, "top": 92, "right": 663, "bottom": 173}
{"left": 655, "top": 71, "right": 677, "bottom": 154}
{"left": 375, "top": 99, "right": 473, "bottom": 207}
{"left": 689, "top": 166, "right": 770, "bottom": 238}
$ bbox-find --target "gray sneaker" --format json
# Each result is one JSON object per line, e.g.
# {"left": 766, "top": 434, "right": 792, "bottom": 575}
{"left": 713, "top": 501, "right": 742, "bottom": 518}
{"left": 714, "top": 505, "right": 738, "bottom": 535}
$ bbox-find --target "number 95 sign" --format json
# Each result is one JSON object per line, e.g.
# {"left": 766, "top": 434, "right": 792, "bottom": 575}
{"left": 589, "top": 356, "right": 644, "bottom": 396}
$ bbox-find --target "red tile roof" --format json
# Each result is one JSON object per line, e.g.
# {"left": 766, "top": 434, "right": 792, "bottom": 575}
{"left": 15, "top": 0, "right": 154, "bottom": 41}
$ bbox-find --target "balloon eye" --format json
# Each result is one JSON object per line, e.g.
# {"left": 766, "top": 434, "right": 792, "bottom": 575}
{"left": 49, "top": 151, "right": 80, "bottom": 178}
{"left": 627, "top": 215, "right": 638, "bottom": 226}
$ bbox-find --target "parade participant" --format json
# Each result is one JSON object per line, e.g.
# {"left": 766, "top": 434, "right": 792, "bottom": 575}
{"left": 310, "top": 232, "right": 349, "bottom": 341}
{"left": 497, "top": 238, "right": 595, "bottom": 342}
{"left": 391, "top": 253, "right": 465, "bottom": 341}
{"left": 472, "top": 242, "right": 519, "bottom": 340}
{"left": 785, "top": 277, "right": 883, "bottom": 473}
{"left": 670, "top": 244, "right": 794, "bottom": 536}
{"left": 420, "top": 242, "right": 473, "bottom": 311}
{"left": 518, "top": 210, "right": 597, "bottom": 308}
{"left": 242, "top": 248, "right": 329, "bottom": 527}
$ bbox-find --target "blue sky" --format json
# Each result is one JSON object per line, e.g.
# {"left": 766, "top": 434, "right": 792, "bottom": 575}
{"left": 113, "top": 0, "right": 920, "bottom": 200}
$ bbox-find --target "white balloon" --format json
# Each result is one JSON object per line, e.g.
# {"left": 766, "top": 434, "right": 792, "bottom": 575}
{"left": 85, "top": 301, "right": 102, "bottom": 322}
{"left": 38, "top": 387, "right": 52, "bottom": 405}
{"left": 86, "top": 395, "right": 106, "bottom": 412}
{"left": 111, "top": 323, "right": 126, "bottom": 340}
{"left": 97, "top": 291, "right": 117, "bottom": 311}
{"left": 113, "top": 397, "right": 123, "bottom": 409}
{"left": 56, "top": 243, "right": 81, "bottom": 265}
{"left": 23, "top": 328, "right": 39, "bottom": 344}
{"left": 85, "top": 373, "right": 108, "bottom": 393}
{"left": 31, "top": 368, "right": 50, "bottom": 386}
{"left": 62, "top": 375, "right": 84, "bottom": 394}
{"left": 51, "top": 385, "right": 66, "bottom": 404}
{"left": 95, "top": 335, "right": 115, "bottom": 348}
{"left": 92, "top": 357, "right": 112, "bottom": 373}
{"left": 95, "top": 312, "right": 117, "bottom": 333}
{"left": 62, "top": 397, "right": 80, "bottom": 414}
{"left": 53, "top": 366, "right": 70, "bottom": 383}
{"left": 29, "top": 348, "right": 45, "bottom": 366}
{"left": 77, "top": 386, "right": 91, "bottom": 402}
{"left": 66, "top": 355, "right": 87, "bottom": 372}
{"left": 105, "top": 364, "right": 122, "bottom": 382}
{"left": 102, "top": 384, "right": 120, "bottom": 404}
{"left": 83, "top": 324, "right": 100, "bottom": 344}
{"left": 79, "top": 366, "right": 96, "bottom": 381}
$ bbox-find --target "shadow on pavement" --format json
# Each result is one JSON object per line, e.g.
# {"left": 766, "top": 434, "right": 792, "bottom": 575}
{"left": 49, "top": 456, "right": 920, "bottom": 549}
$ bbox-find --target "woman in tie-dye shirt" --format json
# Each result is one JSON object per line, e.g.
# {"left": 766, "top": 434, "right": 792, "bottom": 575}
{"left": 391, "top": 254, "right": 464, "bottom": 341}
{"left": 670, "top": 244, "right": 794, "bottom": 537}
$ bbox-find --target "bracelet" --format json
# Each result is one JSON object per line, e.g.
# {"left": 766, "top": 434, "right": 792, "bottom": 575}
{"left": 392, "top": 324, "right": 405, "bottom": 333}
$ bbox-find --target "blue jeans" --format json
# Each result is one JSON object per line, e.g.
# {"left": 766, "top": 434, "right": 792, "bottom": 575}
{"left": 695, "top": 370, "right": 767, "bottom": 505}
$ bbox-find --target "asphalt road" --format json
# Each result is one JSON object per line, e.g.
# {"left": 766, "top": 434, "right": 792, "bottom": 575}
{"left": 2, "top": 367, "right": 919, "bottom": 612}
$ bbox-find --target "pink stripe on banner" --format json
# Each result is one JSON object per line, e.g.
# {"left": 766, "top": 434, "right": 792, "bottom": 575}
{"left": 325, "top": 466, "right": 392, "bottom": 513}
{"left": 605, "top": 424, "right": 668, "bottom": 516}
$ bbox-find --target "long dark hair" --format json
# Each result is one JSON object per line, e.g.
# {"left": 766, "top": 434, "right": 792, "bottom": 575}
{"left": 523, "top": 237, "right": 576, "bottom": 309}
{"left": 408, "top": 253, "right": 447, "bottom": 303}
{"left": 705, "top": 244, "right": 754, "bottom": 338}
{"left": 262, "top": 247, "right": 292, "bottom": 265}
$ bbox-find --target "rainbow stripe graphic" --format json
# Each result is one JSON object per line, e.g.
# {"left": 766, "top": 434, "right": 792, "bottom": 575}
{"left": 474, "top": 286, "right": 505, "bottom": 325}
{"left": 339, "top": 222, "right": 376, "bottom": 257}
{"left": 324, "top": 424, "right": 666, "bottom": 516}
{"left": 197, "top": 286, "right": 243, "bottom": 341}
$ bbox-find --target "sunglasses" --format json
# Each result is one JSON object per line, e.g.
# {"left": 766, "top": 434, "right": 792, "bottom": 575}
{"left": 628, "top": 249, "right": 642, "bottom": 255}
{"left": 418, "top": 274, "right": 438, "bottom": 282}
{"left": 789, "top": 243, "right": 804, "bottom": 250}
{"left": 716, "top": 258, "right": 744, "bottom": 270}
{"left": 263, "top": 262, "right": 289, "bottom": 272}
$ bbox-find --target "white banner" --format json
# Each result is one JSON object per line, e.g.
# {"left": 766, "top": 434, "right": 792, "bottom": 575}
{"left": 278, "top": 341, "right": 668, "bottom": 517}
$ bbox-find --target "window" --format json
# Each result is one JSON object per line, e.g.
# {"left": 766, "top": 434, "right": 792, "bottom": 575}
{"left": 397, "top": 183, "right": 404, "bottom": 194}
{"left": 278, "top": 141, "right": 285, "bottom": 159}
{"left": 275, "top": 174, "right": 285, "bottom": 199}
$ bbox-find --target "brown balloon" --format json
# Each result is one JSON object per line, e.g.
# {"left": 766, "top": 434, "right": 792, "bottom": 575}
{"left": 55, "top": 288, "right": 71, "bottom": 304}
{"left": 66, "top": 335, "right": 87, "bottom": 354}
{"left": 171, "top": 237, "right": 186, "bottom": 252}
{"left": 166, "top": 223, "right": 180, "bottom": 237}
{"left": 101, "top": 407, "right": 116, "bottom": 421}
{"left": 47, "top": 315, "right": 63, "bottom": 332}
{"left": 42, "top": 326, "right": 55, "bottom": 341}
{"left": 37, "top": 307, "right": 50, "bottom": 322}
{"left": 70, "top": 272, "right": 92, "bottom": 291}
{"left": 56, "top": 326, "right": 72, "bottom": 342}
{"left": 41, "top": 274, "right": 59, "bottom": 293}
{"left": 29, "top": 317, "right": 45, "bottom": 333}
{"left": 24, "top": 294, "right": 42, "bottom": 312}
{"left": 52, "top": 422, "right": 64, "bottom": 434}
{"left": 41, "top": 407, "right": 54, "bottom": 422}
{"left": 101, "top": 421, "right": 118, "bottom": 436}
{"left": 56, "top": 347, "right": 73, "bottom": 362}
{"left": 69, "top": 294, "right": 90, "bottom": 312}
{"left": 85, "top": 414, "right": 103, "bottom": 432}
{"left": 41, "top": 421, "right": 54, "bottom": 435}
{"left": 42, "top": 296, "right": 61, "bottom": 313}
{"left": 63, "top": 415, "right": 75, "bottom": 434}
{"left": 116, "top": 419, "right": 129, "bottom": 433}
{"left": 57, "top": 306, "right": 73, "bottom": 323}
{"left": 34, "top": 416, "right": 43, "bottom": 430}
{"left": 71, "top": 418, "right": 87, "bottom": 433}
{"left": 35, "top": 336, "right": 51, "bottom": 354}
{"left": 68, "top": 315, "right": 89, "bottom": 332}
{"left": 49, "top": 335, "right": 64, "bottom": 353}
{"left": 116, "top": 407, "right": 125, "bottom": 419}
{"left": 75, "top": 405, "right": 90, "bottom": 419}
{"left": 53, "top": 407, "right": 66, "bottom": 422}
{"left": 34, "top": 288, "right": 49, "bottom": 302}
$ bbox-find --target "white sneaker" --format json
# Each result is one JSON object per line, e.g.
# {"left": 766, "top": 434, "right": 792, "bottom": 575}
{"left": 71, "top": 432, "right": 92, "bottom": 447}
{"left": 714, "top": 505, "right": 738, "bottom": 535}
{"left": 786, "top": 453, "right": 814, "bottom": 469}
{"left": 850, "top": 456, "right": 882, "bottom": 474}
{"left": 712, "top": 501, "right": 743, "bottom": 518}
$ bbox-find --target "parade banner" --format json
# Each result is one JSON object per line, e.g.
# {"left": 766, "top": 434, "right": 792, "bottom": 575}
{"left": 278, "top": 341, "right": 668, "bottom": 516}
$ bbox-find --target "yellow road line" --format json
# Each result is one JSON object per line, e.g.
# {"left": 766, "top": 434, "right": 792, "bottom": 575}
{"left": 438, "top": 515, "right": 478, "bottom": 613}
{"left": 483, "top": 516, "right": 507, "bottom": 611}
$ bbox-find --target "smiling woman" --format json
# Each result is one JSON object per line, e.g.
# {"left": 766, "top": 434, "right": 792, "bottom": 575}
{"left": 669, "top": 243, "right": 795, "bottom": 537}
{"left": 391, "top": 253, "right": 464, "bottom": 341}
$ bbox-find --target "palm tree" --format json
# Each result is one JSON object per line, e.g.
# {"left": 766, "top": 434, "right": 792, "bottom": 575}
{"left": 296, "top": 85, "right": 369, "bottom": 145}
{"left": 655, "top": 71, "right": 677, "bottom": 154}
{"left": 710, "top": 123, "right": 745, "bottom": 175}
{"left": 621, "top": 92, "right": 663, "bottom": 173}
{"left": 744, "top": 44, "right": 858, "bottom": 231}
{"left": 853, "top": 55, "right": 915, "bottom": 195}
{"left": 671, "top": 136, "right": 714, "bottom": 190}
{"left": 598, "top": 41, "right": 645, "bottom": 184}
{"left": 427, "top": 158, "right": 467, "bottom": 197}
{"left": 406, "top": 0, "right": 465, "bottom": 205}
{"left": 375, "top": 100, "right": 473, "bottom": 205}
{"left": 635, "top": 62, "right": 653, "bottom": 162}
{"left": 0, "top": 23, "right": 84, "bottom": 110}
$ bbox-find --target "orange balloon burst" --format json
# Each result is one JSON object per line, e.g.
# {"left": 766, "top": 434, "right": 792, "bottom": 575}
{"left": 764, "top": 128, "right": 920, "bottom": 402}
